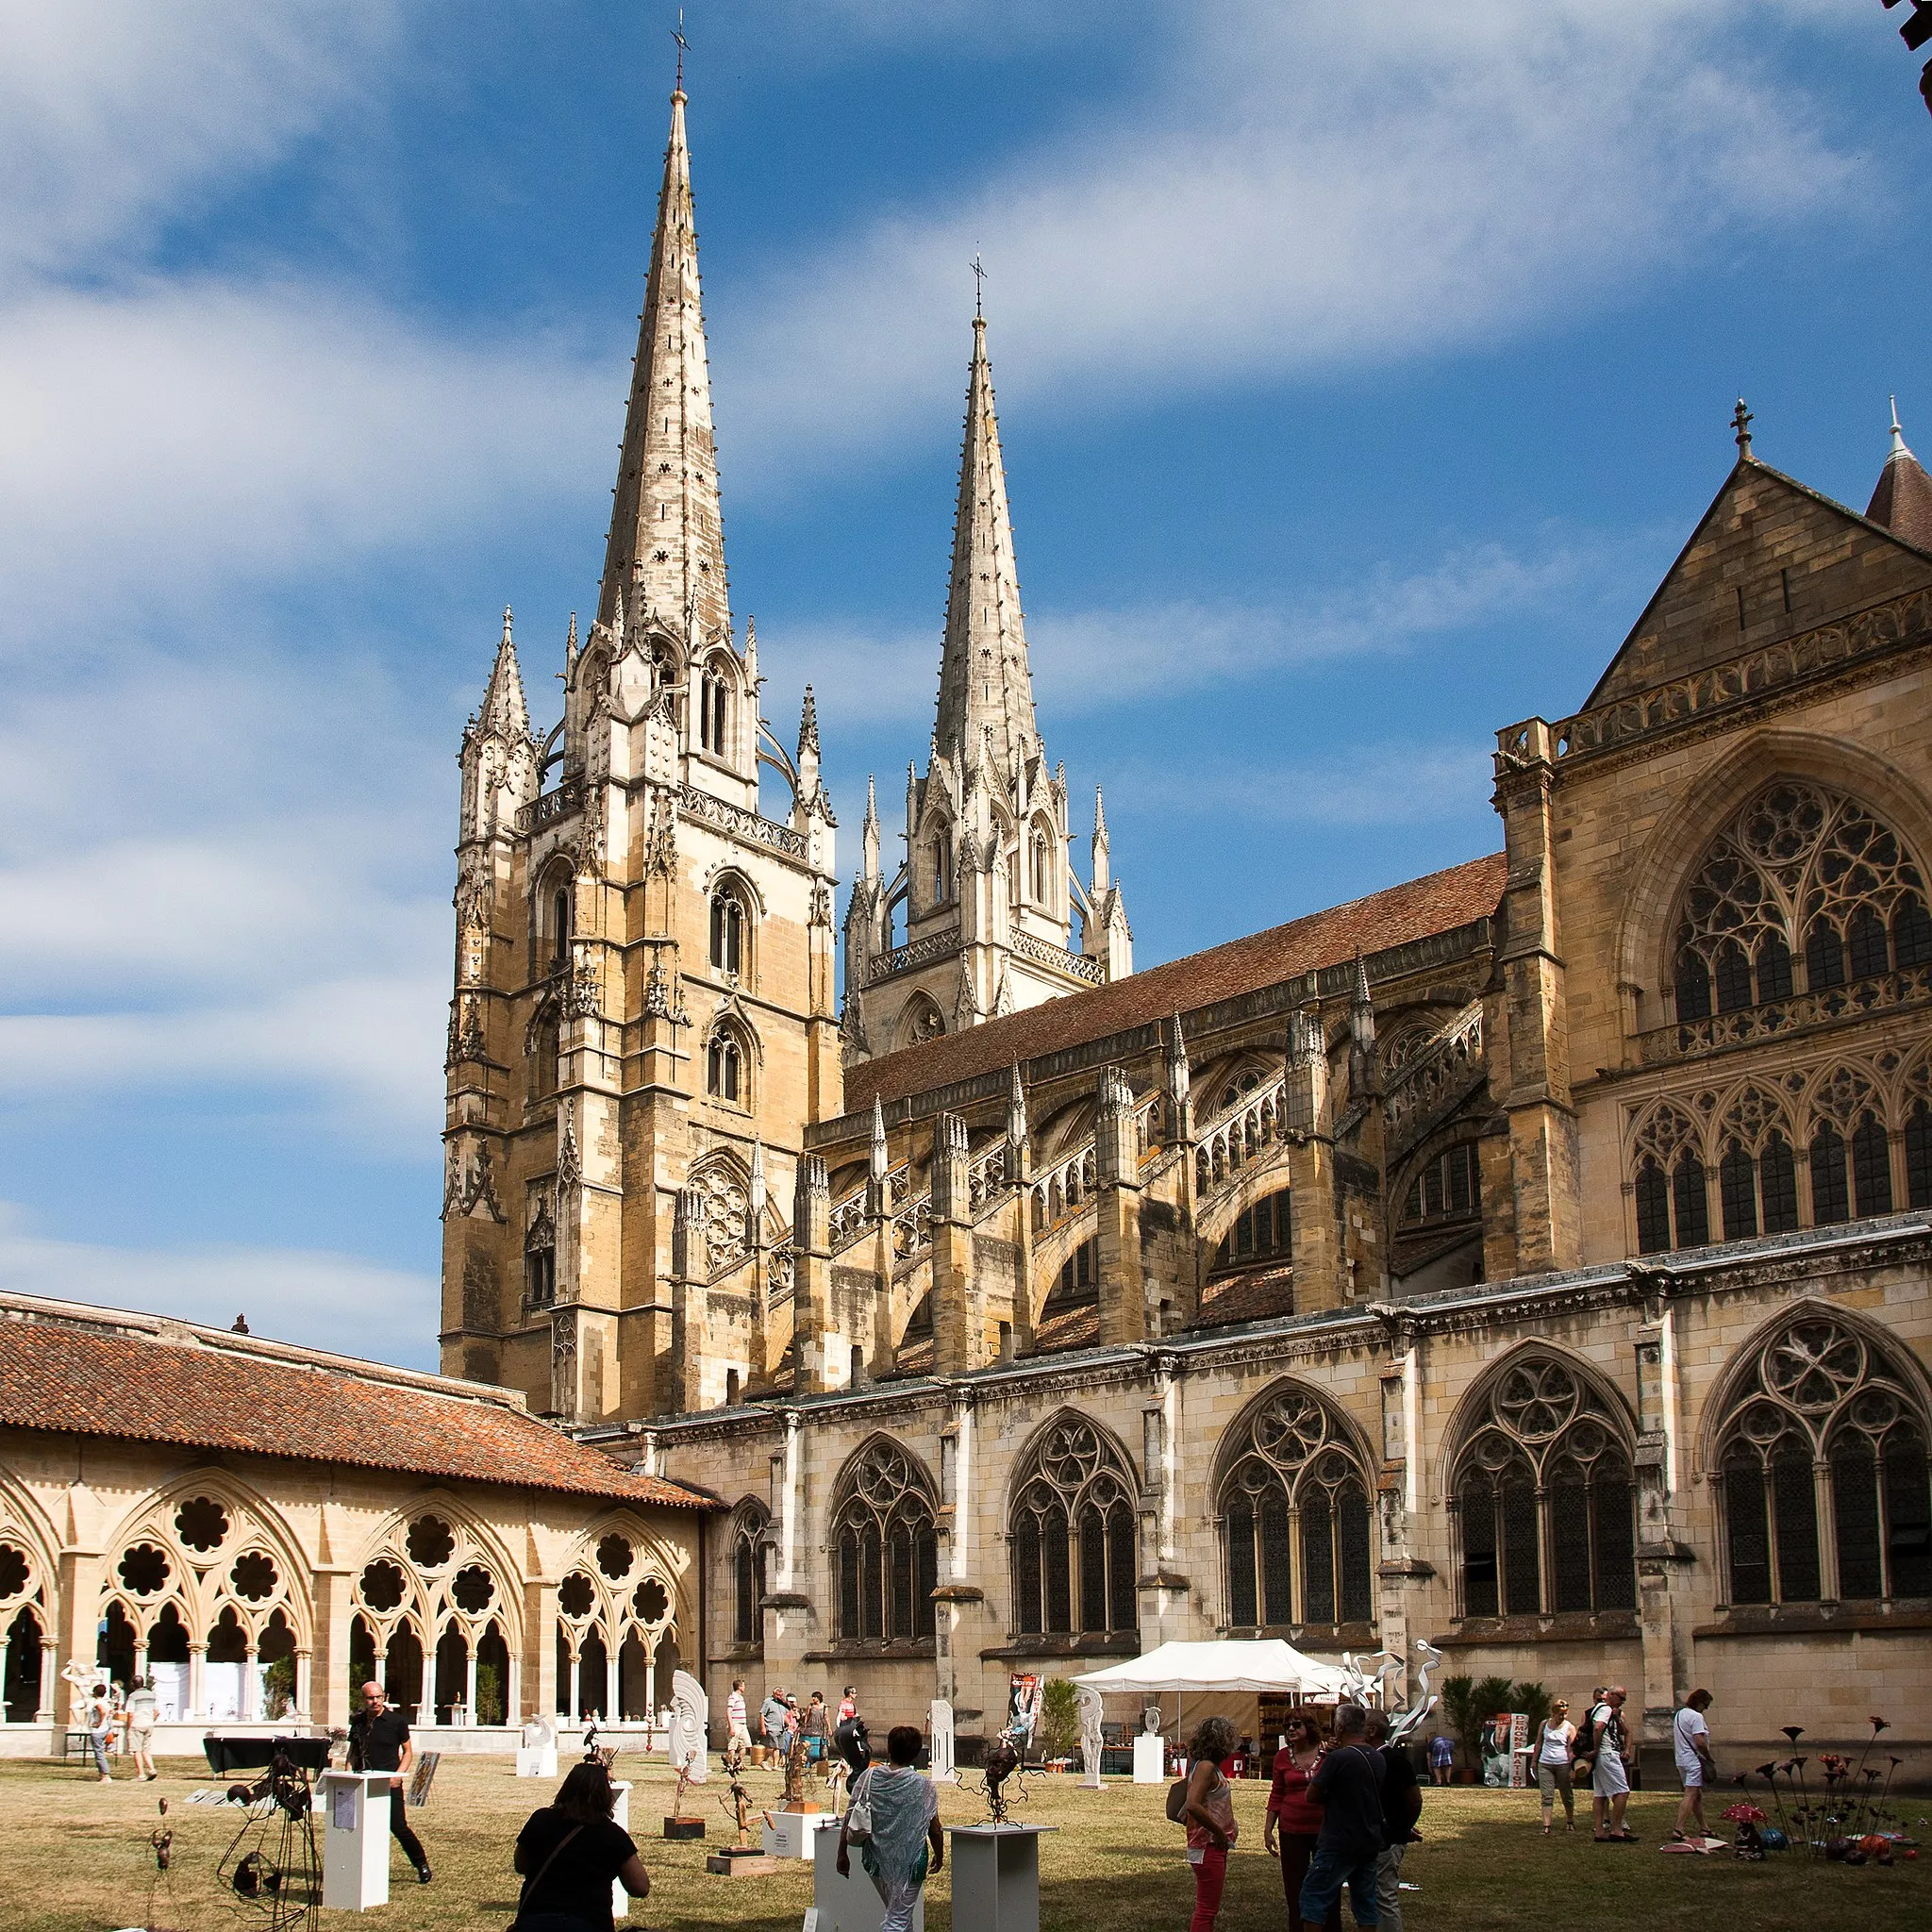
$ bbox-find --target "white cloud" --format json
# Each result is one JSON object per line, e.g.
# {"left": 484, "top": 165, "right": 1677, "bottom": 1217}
{"left": 0, "top": 280, "right": 608, "bottom": 620}
{"left": 0, "top": 1, "right": 401, "bottom": 285}
{"left": 714, "top": 0, "right": 1862, "bottom": 486}
{"left": 0, "top": 1201, "right": 439, "bottom": 1370}
{"left": 1119, "top": 742, "right": 1494, "bottom": 831}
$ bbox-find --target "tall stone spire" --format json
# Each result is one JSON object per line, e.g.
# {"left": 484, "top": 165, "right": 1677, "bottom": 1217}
{"left": 598, "top": 83, "right": 729, "bottom": 653}
{"left": 935, "top": 314, "right": 1037, "bottom": 772}
{"left": 479, "top": 607, "right": 531, "bottom": 739}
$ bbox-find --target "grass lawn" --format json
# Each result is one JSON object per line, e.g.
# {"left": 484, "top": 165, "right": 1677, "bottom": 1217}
{"left": 0, "top": 1751, "right": 1921, "bottom": 1931}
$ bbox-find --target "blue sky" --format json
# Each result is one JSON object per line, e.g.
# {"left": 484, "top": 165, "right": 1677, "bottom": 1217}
{"left": 1, "top": 2, "right": 1926, "bottom": 1368}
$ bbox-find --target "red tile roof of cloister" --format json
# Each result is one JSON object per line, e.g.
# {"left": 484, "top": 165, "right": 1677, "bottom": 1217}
{"left": 0, "top": 1300, "right": 712, "bottom": 1509}
{"left": 845, "top": 851, "right": 1507, "bottom": 1112}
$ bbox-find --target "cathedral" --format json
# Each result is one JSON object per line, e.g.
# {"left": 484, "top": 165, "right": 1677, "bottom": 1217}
{"left": 419, "top": 82, "right": 1932, "bottom": 1769}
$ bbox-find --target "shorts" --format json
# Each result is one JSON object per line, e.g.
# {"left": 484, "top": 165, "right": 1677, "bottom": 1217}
{"left": 1592, "top": 1752, "right": 1630, "bottom": 1798}
{"left": 807, "top": 1738, "right": 824, "bottom": 1762}
{"left": 1677, "top": 1763, "right": 1704, "bottom": 1790}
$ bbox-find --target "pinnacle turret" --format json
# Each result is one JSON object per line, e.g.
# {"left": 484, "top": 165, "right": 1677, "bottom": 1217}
{"left": 478, "top": 608, "right": 532, "bottom": 741}
{"left": 1868, "top": 396, "right": 1932, "bottom": 552}
{"left": 935, "top": 313, "right": 1037, "bottom": 772}
{"left": 598, "top": 86, "right": 729, "bottom": 653}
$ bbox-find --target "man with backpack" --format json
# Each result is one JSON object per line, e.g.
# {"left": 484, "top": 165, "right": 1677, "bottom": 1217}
{"left": 1366, "top": 1709, "right": 1422, "bottom": 1932}
{"left": 1301, "top": 1704, "right": 1385, "bottom": 1929}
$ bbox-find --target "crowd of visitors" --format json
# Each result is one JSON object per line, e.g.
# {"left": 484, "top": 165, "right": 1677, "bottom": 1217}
{"left": 740, "top": 1677, "right": 862, "bottom": 1761}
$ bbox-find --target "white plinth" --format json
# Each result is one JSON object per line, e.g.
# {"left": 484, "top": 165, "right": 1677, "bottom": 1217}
{"left": 1133, "top": 1734, "right": 1166, "bottom": 1784}
{"left": 947, "top": 1824, "right": 1057, "bottom": 1932}
{"left": 763, "top": 1807, "right": 837, "bottom": 1859}
{"left": 516, "top": 1744, "right": 558, "bottom": 1778}
{"left": 611, "top": 1782, "right": 631, "bottom": 1921}
{"left": 812, "top": 1820, "right": 925, "bottom": 1932}
{"left": 318, "top": 1771, "right": 392, "bottom": 1910}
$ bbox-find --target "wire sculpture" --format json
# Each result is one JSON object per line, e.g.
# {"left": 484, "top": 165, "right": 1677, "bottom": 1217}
{"left": 976, "top": 1728, "right": 1031, "bottom": 1827}
{"left": 214, "top": 1747, "right": 320, "bottom": 1932}
{"left": 142, "top": 1795, "right": 183, "bottom": 1932}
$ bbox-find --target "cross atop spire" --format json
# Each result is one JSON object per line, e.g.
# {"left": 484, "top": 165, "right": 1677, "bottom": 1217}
{"left": 1733, "top": 397, "right": 1754, "bottom": 458}
{"left": 598, "top": 79, "right": 729, "bottom": 655}
{"left": 934, "top": 310, "right": 1038, "bottom": 774}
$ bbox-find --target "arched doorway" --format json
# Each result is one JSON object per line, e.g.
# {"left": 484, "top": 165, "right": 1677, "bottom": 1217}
{"left": 4, "top": 1607, "right": 43, "bottom": 1722}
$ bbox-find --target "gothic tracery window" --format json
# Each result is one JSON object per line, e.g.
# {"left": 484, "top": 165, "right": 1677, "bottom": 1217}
{"left": 1453, "top": 1357, "right": 1637, "bottom": 1619}
{"left": 699, "top": 658, "right": 730, "bottom": 756}
{"left": 1671, "top": 781, "right": 1932, "bottom": 1022}
{"left": 1210, "top": 1190, "right": 1291, "bottom": 1274}
{"left": 709, "top": 881, "right": 747, "bottom": 976}
{"left": 1401, "top": 1143, "right": 1482, "bottom": 1226}
{"left": 1009, "top": 1418, "right": 1138, "bottom": 1639}
{"left": 730, "top": 1504, "right": 769, "bottom": 1647}
{"left": 706, "top": 1027, "right": 744, "bottom": 1104}
{"left": 1717, "top": 1314, "right": 1932, "bottom": 1606}
{"left": 524, "top": 1203, "right": 557, "bottom": 1309}
{"left": 832, "top": 1441, "right": 937, "bottom": 1642}
{"left": 1219, "top": 1386, "right": 1374, "bottom": 1631}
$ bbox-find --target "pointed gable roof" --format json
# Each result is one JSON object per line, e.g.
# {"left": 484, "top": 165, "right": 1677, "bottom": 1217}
{"left": 598, "top": 86, "right": 729, "bottom": 654}
{"left": 477, "top": 607, "right": 531, "bottom": 740}
{"left": 1586, "top": 452, "right": 1932, "bottom": 709}
{"left": 934, "top": 314, "right": 1038, "bottom": 772}
{"left": 1867, "top": 404, "right": 1932, "bottom": 554}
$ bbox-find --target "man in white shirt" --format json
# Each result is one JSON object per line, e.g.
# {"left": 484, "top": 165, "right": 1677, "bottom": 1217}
{"left": 1672, "top": 1690, "right": 1717, "bottom": 1840}
{"left": 725, "top": 1678, "right": 752, "bottom": 1754}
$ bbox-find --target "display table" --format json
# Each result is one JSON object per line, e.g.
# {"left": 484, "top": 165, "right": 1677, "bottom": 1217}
{"left": 611, "top": 1782, "right": 632, "bottom": 1920}
{"left": 317, "top": 1770, "right": 392, "bottom": 1910}
{"left": 762, "top": 1807, "right": 837, "bottom": 1859}
{"left": 946, "top": 1824, "right": 1057, "bottom": 1932}
{"left": 1132, "top": 1734, "right": 1165, "bottom": 1783}
{"left": 810, "top": 1820, "right": 924, "bottom": 1932}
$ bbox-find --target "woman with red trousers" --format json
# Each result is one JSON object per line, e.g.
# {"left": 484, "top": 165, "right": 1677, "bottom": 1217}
{"left": 1264, "top": 1713, "right": 1341, "bottom": 1932}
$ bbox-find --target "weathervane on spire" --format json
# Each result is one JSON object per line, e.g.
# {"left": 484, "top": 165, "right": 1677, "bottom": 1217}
{"left": 673, "top": 8, "right": 688, "bottom": 91}
{"left": 1733, "top": 397, "right": 1754, "bottom": 458}
{"left": 971, "top": 252, "right": 987, "bottom": 321}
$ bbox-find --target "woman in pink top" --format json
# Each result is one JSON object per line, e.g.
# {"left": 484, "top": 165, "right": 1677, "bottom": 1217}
{"left": 1265, "top": 1713, "right": 1339, "bottom": 1932}
{"left": 1182, "top": 1715, "right": 1241, "bottom": 1932}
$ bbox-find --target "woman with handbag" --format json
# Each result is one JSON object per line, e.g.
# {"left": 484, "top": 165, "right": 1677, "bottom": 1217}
{"left": 836, "top": 1724, "right": 942, "bottom": 1932}
{"left": 510, "top": 1760, "right": 651, "bottom": 1932}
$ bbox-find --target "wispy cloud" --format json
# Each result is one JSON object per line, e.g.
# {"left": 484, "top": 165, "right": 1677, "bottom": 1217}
{"left": 716, "top": 0, "right": 1861, "bottom": 486}
{"left": 0, "top": 1201, "right": 439, "bottom": 1370}
{"left": 1118, "top": 742, "right": 1494, "bottom": 832}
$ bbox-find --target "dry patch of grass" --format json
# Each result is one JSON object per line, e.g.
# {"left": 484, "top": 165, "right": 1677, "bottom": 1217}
{"left": 0, "top": 1753, "right": 1919, "bottom": 1931}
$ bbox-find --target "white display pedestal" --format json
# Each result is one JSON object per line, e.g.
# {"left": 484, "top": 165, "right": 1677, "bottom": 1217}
{"left": 1132, "top": 1734, "right": 1165, "bottom": 1784}
{"left": 516, "top": 1742, "right": 558, "bottom": 1778}
{"left": 318, "top": 1771, "right": 392, "bottom": 1910}
{"left": 763, "top": 1807, "right": 837, "bottom": 1859}
{"left": 811, "top": 1819, "right": 925, "bottom": 1932}
{"left": 611, "top": 1781, "right": 631, "bottom": 1921}
{"left": 947, "top": 1824, "right": 1057, "bottom": 1932}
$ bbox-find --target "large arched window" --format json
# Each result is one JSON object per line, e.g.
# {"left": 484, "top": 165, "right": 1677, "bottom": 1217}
{"left": 831, "top": 1441, "right": 937, "bottom": 1642}
{"left": 1219, "top": 1385, "right": 1374, "bottom": 1631}
{"left": 1630, "top": 1101, "right": 1707, "bottom": 1255}
{"left": 729, "top": 1504, "right": 769, "bottom": 1648}
{"left": 706, "top": 1027, "right": 744, "bottom": 1104}
{"left": 929, "top": 824, "right": 954, "bottom": 906}
{"left": 1671, "top": 781, "right": 1932, "bottom": 1022}
{"left": 1009, "top": 1418, "right": 1138, "bottom": 1640}
{"left": 1210, "top": 1190, "right": 1291, "bottom": 1274}
{"left": 1716, "top": 1313, "right": 1932, "bottom": 1606}
{"left": 708, "top": 881, "right": 749, "bottom": 977}
{"left": 1453, "top": 1356, "right": 1636, "bottom": 1619}
{"left": 1030, "top": 823, "right": 1052, "bottom": 904}
{"left": 698, "top": 658, "right": 730, "bottom": 757}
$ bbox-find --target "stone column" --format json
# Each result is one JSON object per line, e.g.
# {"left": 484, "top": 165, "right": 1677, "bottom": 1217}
{"left": 1491, "top": 720, "right": 1581, "bottom": 1274}
{"left": 312, "top": 1567, "right": 354, "bottom": 1730}
{"left": 567, "top": 1651, "right": 580, "bottom": 1723}
{"left": 37, "top": 1639, "right": 57, "bottom": 1723}
{"left": 1633, "top": 1287, "right": 1694, "bottom": 1758}
{"left": 669, "top": 1185, "right": 708, "bottom": 1415}
{"left": 241, "top": 1644, "right": 259, "bottom": 1721}
{"left": 791, "top": 1155, "right": 834, "bottom": 1394}
{"left": 1095, "top": 1066, "right": 1149, "bottom": 1345}
{"left": 508, "top": 1652, "right": 524, "bottom": 1726}
{"left": 188, "top": 1645, "right": 207, "bottom": 1722}
{"left": 1282, "top": 1006, "right": 1343, "bottom": 1311}
{"left": 466, "top": 1648, "right": 480, "bottom": 1725}
{"left": 605, "top": 1653, "right": 619, "bottom": 1724}
{"left": 53, "top": 1545, "right": 105, "bottom": 1726}
{"left": 294, "top": 1652, "right": 311, "bottom": 1720}
{"left": 930, "top": 1115, "right": 982, "bottom": 1375}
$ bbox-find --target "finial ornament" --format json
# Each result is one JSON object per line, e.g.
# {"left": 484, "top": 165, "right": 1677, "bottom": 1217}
{"left": 971, "top": 252, "right": 987, "bottom": 321}
{"left": 1891, "top": 394, "right": 1908, "bottom": 458}
{"left": 1733, "top": 397, "right": 1754, "bottom": 457}
{"left": 673, "top": 8, "right": 688, "bottom": 92}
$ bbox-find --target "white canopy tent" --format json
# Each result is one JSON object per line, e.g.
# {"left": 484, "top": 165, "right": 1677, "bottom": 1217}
{"left": 1071, "top": 1640, "right": 1351, "bottom": 1698}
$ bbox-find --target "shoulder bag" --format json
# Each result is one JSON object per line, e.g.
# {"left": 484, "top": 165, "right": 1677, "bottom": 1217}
{"left": 845, "top": 1771, "right": 874, "bottom": 1841}
{"left": 509, "top": 1823, "right": 584, "bottom": 1930}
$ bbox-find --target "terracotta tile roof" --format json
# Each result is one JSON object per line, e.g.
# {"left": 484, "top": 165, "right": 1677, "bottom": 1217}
{"left": 1191, "top": 1266, "right": 1297, "bottom": 1329}
{"left": 847, "top": 852, "right": 1506, "bottom": 1111}
{"left": 0, "top": 1304, "right": 712, "bottom": 1509}
{"left": 1030, "top": 1300, "right": 1099, "bottom": 1356}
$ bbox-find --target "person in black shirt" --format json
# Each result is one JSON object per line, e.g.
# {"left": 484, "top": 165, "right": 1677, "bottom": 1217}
{"left": 513, "top": 1760, "right": 651, "bottom": 1932}
{"left": 1366, "top": 1709, "right": 1423, "bottom": 1932}
{"left": 346, "top": 1682, "right": 431, "bottom": 1885}
{"left": 1301, "top": 1704, "right": 1385, "bottom": 1930}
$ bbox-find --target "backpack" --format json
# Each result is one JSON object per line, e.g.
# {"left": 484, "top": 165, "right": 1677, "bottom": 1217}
{"left": 1573, "top": 1707, "right": 1598, "bottom": 1759}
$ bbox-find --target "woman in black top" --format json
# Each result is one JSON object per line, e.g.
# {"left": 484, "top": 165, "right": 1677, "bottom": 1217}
{"left": 512, "top": 1762, "right": 651, "bottom": 1932}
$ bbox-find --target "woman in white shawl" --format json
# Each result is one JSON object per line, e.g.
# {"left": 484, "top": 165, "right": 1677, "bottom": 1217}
{"left": 836, "top": 1724, "right": 943, "bottom": 1932}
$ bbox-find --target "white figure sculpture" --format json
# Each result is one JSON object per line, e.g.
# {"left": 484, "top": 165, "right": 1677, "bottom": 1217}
{"left": 668, "top": 1669, "right": 708, "bottom": 1783}
{"left": 1387, "top": 1640, "right": 1442, "bottom": 1746}
{"left": 928, "top": 1699, "right": 957, "bottom": 1783}
{"left": 1074, "top": 1685, "right": 1106, "bottom": 1790}
{"left": 517, "top": 1714, "right": 558, "bottom": 1778}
